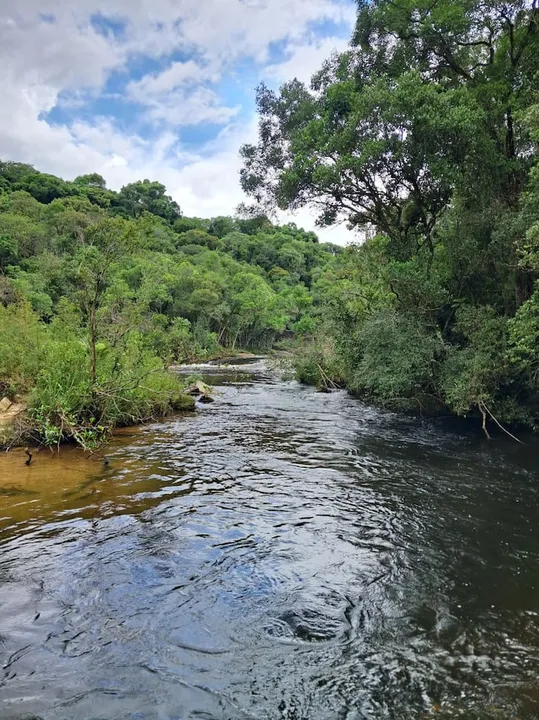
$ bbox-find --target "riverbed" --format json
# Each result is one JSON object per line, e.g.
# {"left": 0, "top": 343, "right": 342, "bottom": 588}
{"left": 1, "top": 359, "right": 539, "bottom": 719}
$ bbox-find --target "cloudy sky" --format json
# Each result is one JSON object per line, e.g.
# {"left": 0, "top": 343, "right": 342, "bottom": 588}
{"left": 1, "top": 0, "right": 357, "bottom": 244}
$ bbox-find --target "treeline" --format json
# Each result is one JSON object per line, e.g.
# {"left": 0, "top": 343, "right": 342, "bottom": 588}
{"left": 0, "top": 161, "right": 338, "bottom": 447}
{"left": 242, "top": 0, "right": 539, "bottom": 433}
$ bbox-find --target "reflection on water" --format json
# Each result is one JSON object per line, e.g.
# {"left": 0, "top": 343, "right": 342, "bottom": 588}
{"left": 1, "top": 360, "right": 539, "bottom": 719}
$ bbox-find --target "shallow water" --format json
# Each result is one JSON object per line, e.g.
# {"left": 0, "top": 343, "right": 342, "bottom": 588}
{"left": 1, "top": 360, "right": 539, "bottom": 719}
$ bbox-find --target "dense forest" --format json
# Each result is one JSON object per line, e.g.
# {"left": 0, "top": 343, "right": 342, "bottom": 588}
{"left": 242, "top": 0, "right": 539, "bottom": 435}
{"left": 2, "top": 0, "right": 539, "bottom": 447}
{"left": 0, "top": 161, "right": 339, "bottom": 447}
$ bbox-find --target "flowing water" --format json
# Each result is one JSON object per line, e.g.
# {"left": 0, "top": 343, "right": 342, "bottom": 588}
{"left": 1, "top": 359, "right": 539, "bottom": 720}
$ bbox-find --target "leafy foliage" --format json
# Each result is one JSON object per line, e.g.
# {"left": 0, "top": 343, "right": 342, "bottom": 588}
{"left": 242, "top": 0, "right": 539, "bottom": 431}
{"left": 0, "top": 162, "right": 336, "bottom": 446}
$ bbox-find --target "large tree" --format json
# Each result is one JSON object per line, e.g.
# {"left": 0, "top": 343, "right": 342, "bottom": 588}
{"left": 240, "top": 0, "right": 539, "bottom": 249}
{"left": 241, "top": 0, "right": 539, "bottom": 427}
{"left": 113, "top": 180, "right": 181, "bottom": 223}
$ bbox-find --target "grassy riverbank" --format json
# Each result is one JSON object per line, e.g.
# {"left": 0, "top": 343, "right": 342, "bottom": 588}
{"left": 0, "top": 302, "right": 195, "bottom": 449}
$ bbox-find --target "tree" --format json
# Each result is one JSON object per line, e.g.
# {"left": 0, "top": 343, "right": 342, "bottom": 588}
{"left": 240, "top": 0, "right": 539, "bottom": 429}
{"left": 114, "top": 180, "right": 181, "bottom": 223}
{"left": 241, "top": 0, "right": 539, "bottom": 246}
{"left": 0, "top": 213, "right": 48, "bottom": 257}
{"left": 74, "top": 173, "right": 107, "bottom": 189}
{"left": 173, "top": 216, "right": 206, "bottom": 234}
{"left": 228, "top": 272, "right": 285, "bottom": 348}
{"left": 20, "top": 173, "right": 76, "bottom": 204}
{"left": 0, "top": 190, "right": 44, "bottom": 220}
{"left": 208, "top": 216, "right": 237, "bottom": 238}
{"left": 176, "top": 228, "right": 220, "bottom": 250}
{"left": 0, "top": 161, "right": 37, "bottom": 187}
{"left": 73, "top": 174, "right": 115, "bottom": 208}
{"left": 242, "top": 74, "right": 484, "bottom": 257}
{"left": 0, "top": 160, "right": 338, "bottom": 447}
{"left": 70, "top": 217, "right": 139, "bottom": 385}
{"left": 0, "top": 235, "right": 18, "bottom": 270}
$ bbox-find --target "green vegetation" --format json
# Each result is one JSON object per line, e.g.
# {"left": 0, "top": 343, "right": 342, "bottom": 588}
{"left": 0, "top": 162, "right": 338, "bottom": 448}
{"left": 3, "top": 0, "right": 539, "bottom": 444}
{"left": 242, "top": 0, "right": 539, "bottom": 433}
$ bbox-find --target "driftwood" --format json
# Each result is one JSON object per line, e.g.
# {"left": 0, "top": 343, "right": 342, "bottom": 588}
{"left": 478, "top": 400, "right": 523, "bottom": 444}
{"left": 317, "top": 364, "right": 339, "bottom": 391}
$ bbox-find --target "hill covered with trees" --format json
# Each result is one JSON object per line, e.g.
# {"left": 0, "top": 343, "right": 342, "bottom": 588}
{"left": 242, "top": 0, "right": 539, "bottom": 435}
{"left": 3, "top": 0, "right": 539, "bottom": 445}
{"left": 0, "top": 161, "right": 339, "bottom": 447}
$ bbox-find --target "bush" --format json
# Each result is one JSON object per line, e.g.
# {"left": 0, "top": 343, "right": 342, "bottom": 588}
{"left": 0, "top": 303, "right": 194, "bottom": 448}
{"left": 346, "top": 309, "right": 443, "bottom": 408}
{"left": 441, "top": 305, "right": 508, "bottom": 416}
{"left": 0, "top": 303, "right": 46, "bottom": 395}
{"left": 293, "top": 336, "right": 345, "bottom": 389}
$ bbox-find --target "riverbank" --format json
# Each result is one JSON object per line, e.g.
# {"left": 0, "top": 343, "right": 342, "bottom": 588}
{"left": 0, "top": 379, "right": 196, "bottom": 451}
{"left": 289, "top": 337, "right": 534, "bottom": 440}
{"left": 0, "top": 347, "right": 264, "bottom": 451}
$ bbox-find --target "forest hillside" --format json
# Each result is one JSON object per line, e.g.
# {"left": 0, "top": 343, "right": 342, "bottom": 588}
{"left": 0, "top": 161, "right": 339, "bottom": 447}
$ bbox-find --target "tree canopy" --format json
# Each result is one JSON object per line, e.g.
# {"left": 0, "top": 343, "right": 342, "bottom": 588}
{"left": 0, "top": 161, "right": 339, "bottom": 447}
{"left": 243, "top": 0, "right": 539, "bottom": 432}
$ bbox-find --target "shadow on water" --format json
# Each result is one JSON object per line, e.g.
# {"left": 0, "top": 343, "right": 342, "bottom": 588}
{"left": 1, "top": 358, "right": 539, "bottom": 719}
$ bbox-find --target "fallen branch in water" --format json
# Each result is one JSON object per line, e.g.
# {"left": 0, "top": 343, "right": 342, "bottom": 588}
{"left": 479, "top": 401, "right": 491, "bottom": 440}
{"left": 478, "top": 400, "right": 523, "bottom": 444}
{"left": 317, "top": 364, "right": 339, "bottom": 390}
{"left": 483, "top": 402, "right": 524, "bottom": 444}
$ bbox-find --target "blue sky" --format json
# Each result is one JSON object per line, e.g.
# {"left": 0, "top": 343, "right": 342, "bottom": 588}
{"left": 1, "top": 0, "right": 357, "bottom": 243}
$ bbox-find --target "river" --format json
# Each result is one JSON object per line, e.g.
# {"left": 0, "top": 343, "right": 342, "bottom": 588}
{"left": 1, "top": 359, "right": 539, "bottom": 719}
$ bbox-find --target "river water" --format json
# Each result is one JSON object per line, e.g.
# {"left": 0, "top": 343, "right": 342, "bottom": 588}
{"left": 1, "top": 359, "right": 539, "bottom": 720}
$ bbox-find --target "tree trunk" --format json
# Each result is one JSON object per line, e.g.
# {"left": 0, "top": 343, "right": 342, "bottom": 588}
{"left": 506, "top": 106, "right": 515, "bottom": 160}
{"left": 217, "top": 324, "right": 228, "bottom": 345}
{"left": 90, "top": 301, "right": 97, "bottom": 386}
{"left": 515, "top": 268, "right": 534, "bottom": 307}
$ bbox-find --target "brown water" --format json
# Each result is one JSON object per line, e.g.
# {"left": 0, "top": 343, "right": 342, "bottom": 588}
{"left": 1, "top": 360, "right": 539, "bottom": 719}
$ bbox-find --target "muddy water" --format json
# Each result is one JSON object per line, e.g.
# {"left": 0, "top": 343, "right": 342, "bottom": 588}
{"left": 1, "top": 360, "right": 539, "bottom": 719}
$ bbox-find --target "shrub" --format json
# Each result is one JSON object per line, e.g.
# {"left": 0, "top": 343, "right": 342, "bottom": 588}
{"left": 346, "top": 309, "right": 443, "bottom": 408}
{"left": 441, "top": 305, "right": 508, "bottom": 416}
{"left": 0, "top": 303, "right": 193, "bottom": 448}
{"left": 293, "top": 336, "right": 345, "bottom": 389}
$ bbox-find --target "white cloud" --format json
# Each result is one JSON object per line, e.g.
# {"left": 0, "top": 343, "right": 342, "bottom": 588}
{"left": 5, "top": 0, "right": 355, "bottom": 64}
{"left": 265, "top": 35, "right": 350, "bottom": 85}
{"left": 126, "top": 57, "right": 238, "bottom": 128}
{"left": 0, "top": 0, "right": 357, "bottom": 244}
{"left": 143, "top": 87, "right": 240, "bottom": 127}
{"left": 0, "top": 13, "right": 123, "bottom": 92}
{"left": 127, "top": 60, "right": 218, "bottom": 100}
{"left": 166, "top": 0, "right": 355, "bottom": 63}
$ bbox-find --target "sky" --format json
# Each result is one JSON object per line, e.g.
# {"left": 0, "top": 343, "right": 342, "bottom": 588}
{"left": 0, "top": 0, "right": 357, "bottom": 244}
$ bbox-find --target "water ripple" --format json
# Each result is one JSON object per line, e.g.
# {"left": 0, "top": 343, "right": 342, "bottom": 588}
{"left": 1, "top": 362, "right": 539, "bottom": 718}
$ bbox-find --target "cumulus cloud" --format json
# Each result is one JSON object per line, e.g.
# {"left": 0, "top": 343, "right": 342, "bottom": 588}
{"left": 265, "top": 35, "right": 350, "bottom": 84}
{"left": 0, "top": 0, "right": 357, "bottom": 244}
{"left": 126, "top": 59, "right": 239, "bottom": 127}
{"left": 127, "top": 60, "right": 218, "bottom": 99}
{"left": 0, "top": 14, "right": 123, "bottom": 92}
{"left": 141, "top": 88, "right": 241, "bottom": 127}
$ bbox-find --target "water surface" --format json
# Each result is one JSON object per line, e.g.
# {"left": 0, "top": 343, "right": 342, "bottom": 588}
{"left": 1, "top": 360, "right": 539, "bottom": 719}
